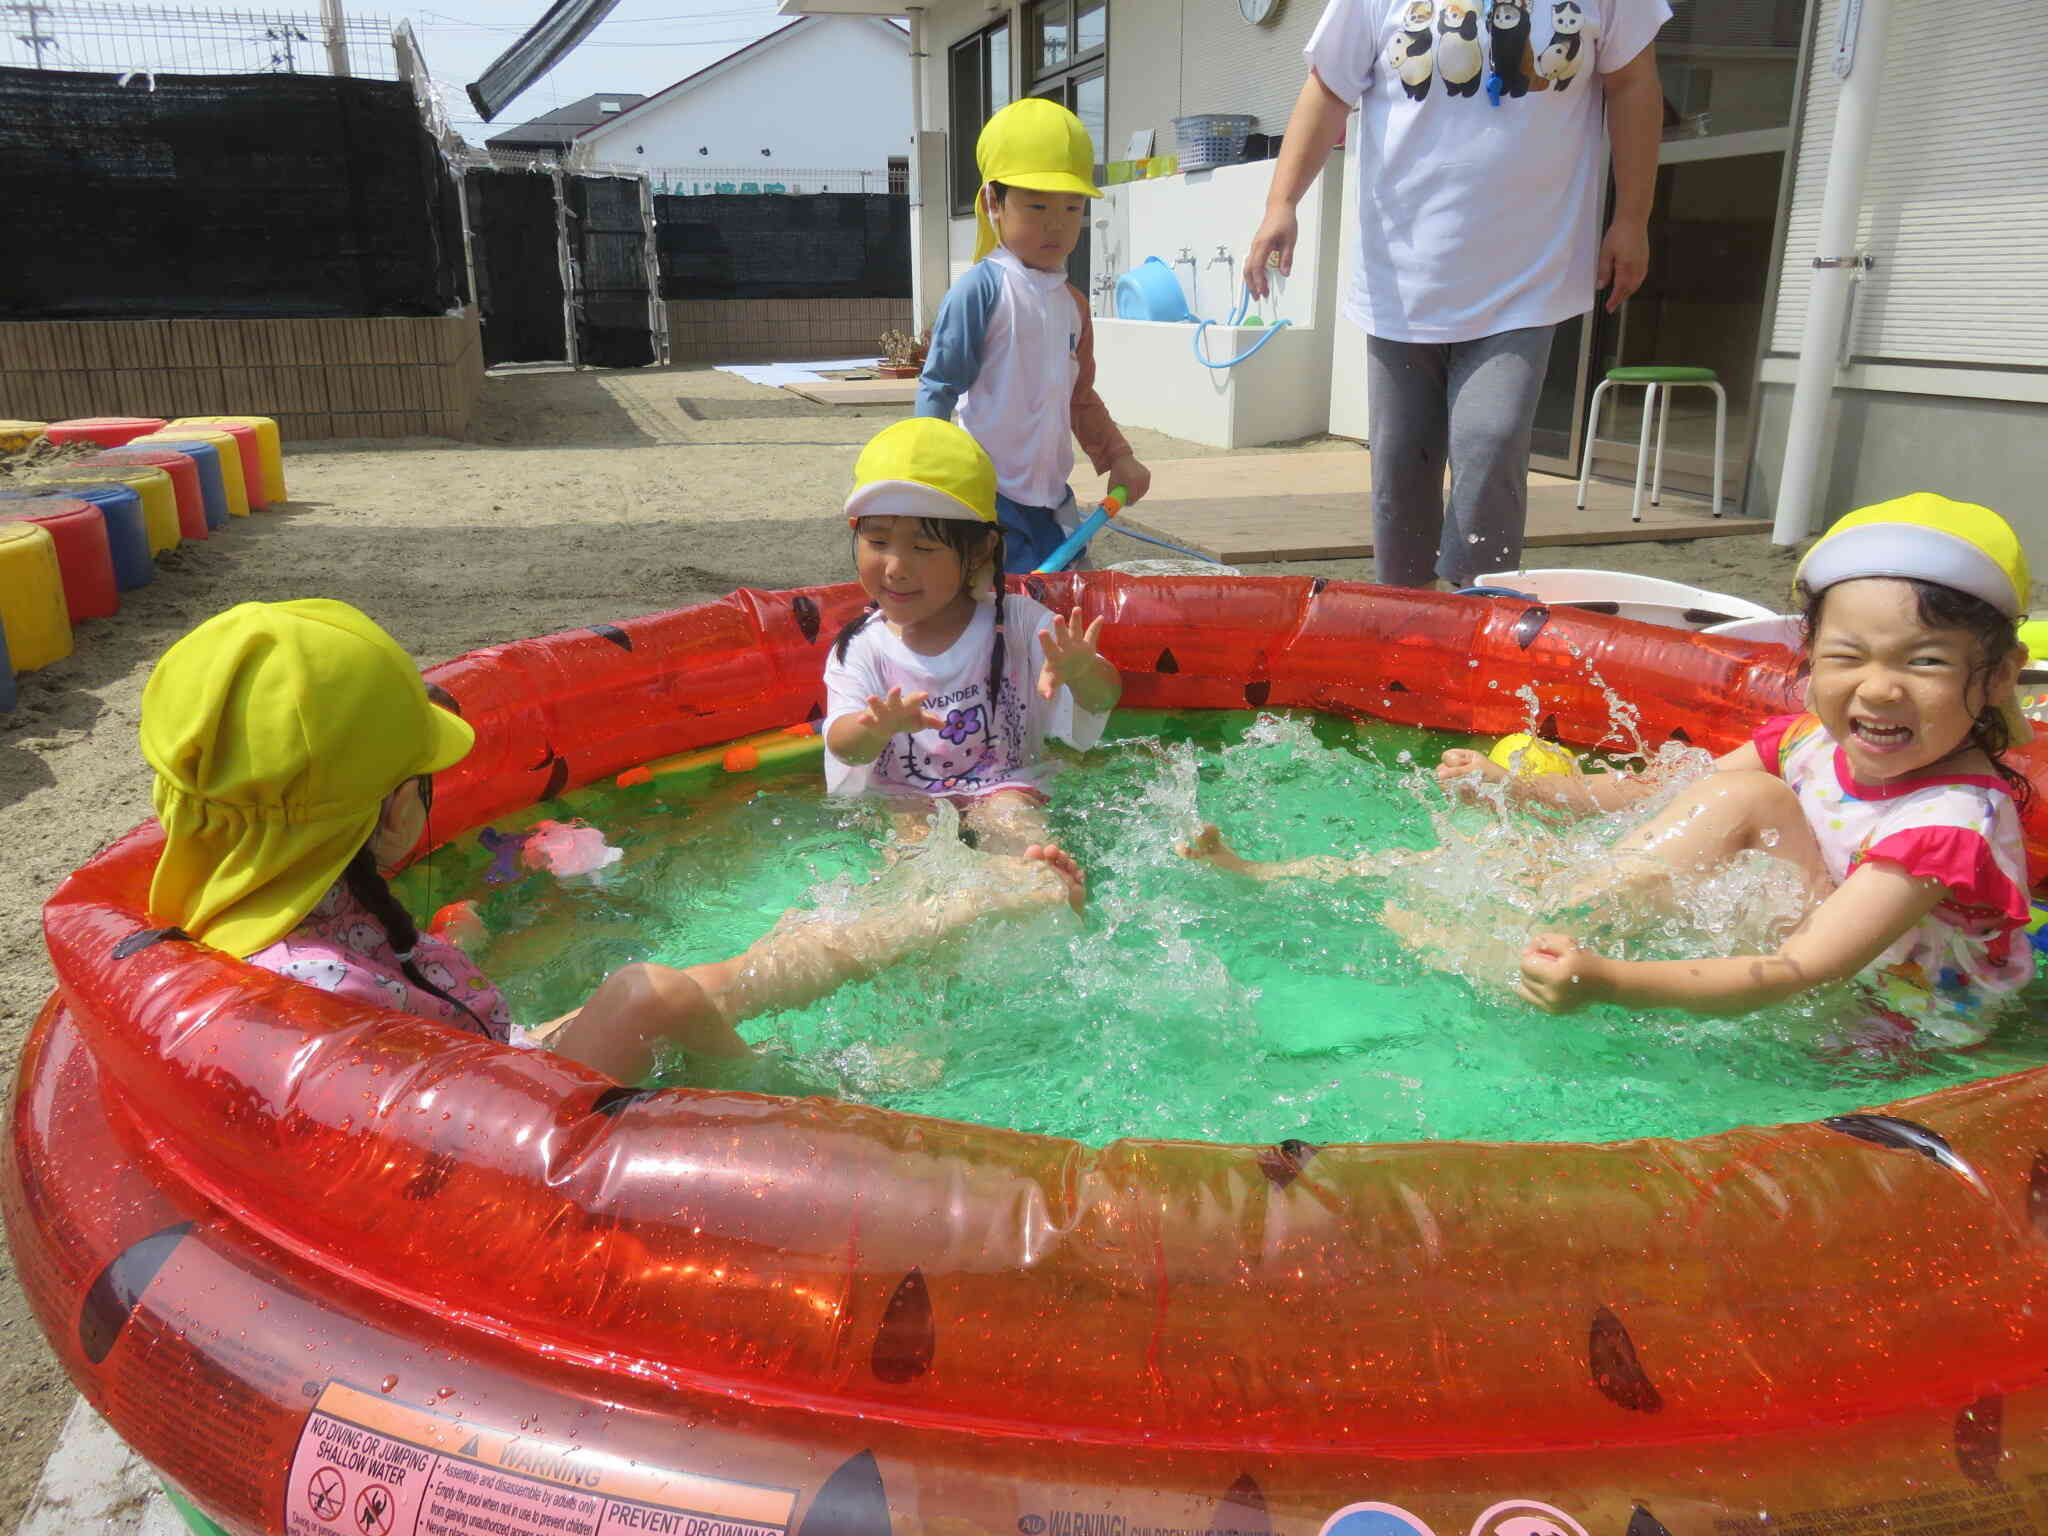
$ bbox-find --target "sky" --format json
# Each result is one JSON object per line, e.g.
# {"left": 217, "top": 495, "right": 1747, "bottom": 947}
{"left": 3, "top": 2, "right": 801, "bottom": 144}
{"left": 402, "top": 2, "right": 796, "bottom": 143}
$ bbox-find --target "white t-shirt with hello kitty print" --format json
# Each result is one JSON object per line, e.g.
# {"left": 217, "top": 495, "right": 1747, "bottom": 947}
{"left": 1306, "top": 0, "right": 1669, "bottom": 342}
{"left": 822, "top": 593, "right": 1110, "bottom": 799}
{"left": 244, "top": 882, "right": 515, "bottom": 1043}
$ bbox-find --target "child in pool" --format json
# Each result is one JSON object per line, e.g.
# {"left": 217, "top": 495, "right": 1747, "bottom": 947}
{"left": 1190, "top": 494, "right": 2038, "bottom": 1045}
{"left": 141, "top": 599, "right": 1079, "bottom": 1086}
{"left": 823, "top": 416, "right": 1121, "bottom": 876}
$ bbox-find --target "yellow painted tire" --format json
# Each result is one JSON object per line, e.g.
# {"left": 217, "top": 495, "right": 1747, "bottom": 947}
{"left": 128, "top": 430, "right": 250, "bottom": 517}
{"left": 31, "top": 465, "right": 180, "bottom": 556}
{"left": 0, "top": 420, "right": 46, "bottom": 454}
{"left": 0, "top": 523, "right": 73, "bottom": 672}
{"left": 172, "top": 415, "right": 286, "bottom": 504}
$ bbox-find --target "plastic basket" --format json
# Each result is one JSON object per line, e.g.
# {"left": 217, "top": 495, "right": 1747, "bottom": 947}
{"left": 1172, "top": 114, "right": 1255, "bottom": 171}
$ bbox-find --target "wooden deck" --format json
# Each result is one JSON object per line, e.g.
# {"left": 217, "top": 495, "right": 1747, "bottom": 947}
{"left": 1119, "top": 449, "right": 1764, "bottom": 564}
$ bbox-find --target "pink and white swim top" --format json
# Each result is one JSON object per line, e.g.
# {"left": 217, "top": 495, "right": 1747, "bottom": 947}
{"left": 243, "top": 881, "right": 513, "bottom": 1042}
{"left": 1755, "top": 712, "right": 2034, "bottom": 1042}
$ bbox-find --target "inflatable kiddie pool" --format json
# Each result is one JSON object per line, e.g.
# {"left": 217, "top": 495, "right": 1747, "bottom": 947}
{"left": 13, "top": 575, "right": 2048, "bottom": 1536}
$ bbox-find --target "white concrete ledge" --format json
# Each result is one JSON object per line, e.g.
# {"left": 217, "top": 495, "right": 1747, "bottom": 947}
{"left": 1091, "top": 319, "right": 1334, "bottom": 448}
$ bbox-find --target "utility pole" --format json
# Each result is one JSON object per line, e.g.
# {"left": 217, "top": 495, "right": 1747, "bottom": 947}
{"left": 7, "top": 3, "right": 56, "bottom": 68}
{"left": 321, "top": 0, "right": 351, "bottom": 77}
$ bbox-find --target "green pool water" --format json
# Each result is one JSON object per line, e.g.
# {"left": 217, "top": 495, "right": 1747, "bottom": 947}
{"left": 396, "top": 710, "right": 2048, "bottom": 1147}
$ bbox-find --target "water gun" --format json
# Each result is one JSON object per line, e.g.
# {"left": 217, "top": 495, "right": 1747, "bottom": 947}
{"left": 1034, "top": 485, "right": 1129, "bottom": 574}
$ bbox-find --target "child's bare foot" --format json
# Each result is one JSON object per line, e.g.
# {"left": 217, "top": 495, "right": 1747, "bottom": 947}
{"left": 1023, "top": 842, "right": 1087, "bottom": 912}
{"left": 1178, "top": 823, "right": 1257, "bottom": 874}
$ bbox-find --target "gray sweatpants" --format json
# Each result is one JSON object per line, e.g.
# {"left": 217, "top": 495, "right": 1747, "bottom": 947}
{"left": 1364, "top": 324, "right": 1557, "bottom": 589}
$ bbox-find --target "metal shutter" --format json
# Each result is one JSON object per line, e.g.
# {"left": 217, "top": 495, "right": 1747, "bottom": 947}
{"left": 1770, "top": 0, "right": 2048, "bottom": 367}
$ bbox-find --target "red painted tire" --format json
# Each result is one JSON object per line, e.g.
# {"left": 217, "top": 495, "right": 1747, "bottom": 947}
{"left": 42, "top": 416, "right": 167, "bottom": 448}
{"left": 11, "top": 578, "right": 2048, "bottom": 1536}
{"left": 81, "top": 450, "right": 208, "bottom": 542}
{"left": 0, "top": 494, "right": 117, "bottom": 622}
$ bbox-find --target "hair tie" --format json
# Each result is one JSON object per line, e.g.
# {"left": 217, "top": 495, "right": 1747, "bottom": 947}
{"left": 392, "top": 946, "right": 417, "bottom": 963}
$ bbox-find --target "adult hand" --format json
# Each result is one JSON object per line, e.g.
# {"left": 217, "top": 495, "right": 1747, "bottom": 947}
{"left": 859, "top": 688, "right": 941, "bottom": 736}
{"left": 1107, "top": 452, "right": 1152, "bottom": 506}
{"left": 1245, "top": 207, "right": 1299, "bottom": 301}
{"left": 1516, "top": 933, "right": 1603, "bottom": 1013}
{"left": 1599, "top": 217, "right": 1650, "bottom": 313}
{"left": 1038, "top": 608, "right": 1107, "bottom": 700}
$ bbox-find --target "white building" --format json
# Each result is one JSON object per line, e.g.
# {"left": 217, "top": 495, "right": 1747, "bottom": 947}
{"left": 574, "top": 16, "right": 914, "bottom": 195}
{"left": 778, "top": 0, "right": 2047, "bottom": 539}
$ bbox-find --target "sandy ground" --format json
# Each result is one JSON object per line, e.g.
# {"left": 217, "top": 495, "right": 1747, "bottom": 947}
{"left": 0, "top": 362, "right": 1817, "bottom": 1524}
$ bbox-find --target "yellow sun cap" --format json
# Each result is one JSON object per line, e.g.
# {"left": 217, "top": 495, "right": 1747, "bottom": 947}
{"left": 845, "top": 417, "right": 999, "bottom": 526}
{"left": 1796, "top": 493, "right": 2029, "bottom": 617}
{"left": 140, "top": 599, "right": 474, "bottom": 957}
{"left": 973, "top": 97, "right": 1102, "bottom": 263}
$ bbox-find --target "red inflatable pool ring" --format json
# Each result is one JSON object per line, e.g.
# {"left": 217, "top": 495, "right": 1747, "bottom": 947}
{"left": 12, "top": 577, "right": 2048, "bottom": 1536}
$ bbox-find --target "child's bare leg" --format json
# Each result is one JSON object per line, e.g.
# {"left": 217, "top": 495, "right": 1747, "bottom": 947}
{"left": 549, "top": 852, "right": 1078, "bottom": 1082}
{"left": 1178, "top": 823, "right": 1367, "bottom": 882}
{"left": 1561, "top": 769, "right": 1828, "bottom": 929}
{"left": 960, "top": 789, "right": 1052, "bottom": 857}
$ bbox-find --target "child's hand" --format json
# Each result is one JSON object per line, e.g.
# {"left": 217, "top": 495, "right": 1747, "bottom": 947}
{"left": 1437, "top": 747, "right": 1512, "bottom": 802}
{"left": 1107, "top": 453, "right": 1152, "bottom": 506}
{"left": 1516, "top": 933, "right": 1606, "bottom": 1014}
{"left": 1038, "top": 607, "right": 1106, "bottom": 700}
{"left": 859, "top": 688, "right": 942, "bottom": 735}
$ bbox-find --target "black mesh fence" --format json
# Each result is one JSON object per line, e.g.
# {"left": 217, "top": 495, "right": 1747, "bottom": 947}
{"left": 654, "top": 193, "right": 909, "bottom": 301}
{"left": 0, "top": 66, "right": 464, "bottom": 320}
{"left": 465, "top": 168, "right": 566, "bottom": 366}
{"left": 569, "top": 175, "right": 655, "bottom": 369}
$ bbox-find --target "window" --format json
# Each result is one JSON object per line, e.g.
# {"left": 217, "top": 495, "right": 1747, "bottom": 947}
{"left": 1024, "top": 0, "right": 1105, "bottom": 173}
{"left": 888, "top": 156, "right": 909, "bottom": 196}
{"left": 948, "top": 20, "right": 1012, "bottom": 217}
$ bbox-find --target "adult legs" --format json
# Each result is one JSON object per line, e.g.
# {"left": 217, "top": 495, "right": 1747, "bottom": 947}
{"left": 1438, "top": 324, "right": 1556, "bottom": 587}
{"left": 1364, "top": 335, "right": 1451, "bottom": 589}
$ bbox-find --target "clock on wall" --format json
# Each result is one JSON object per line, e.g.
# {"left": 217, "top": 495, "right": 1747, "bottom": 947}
{"left": 1239, "top": 0, "right": 1281, "bottom": 24}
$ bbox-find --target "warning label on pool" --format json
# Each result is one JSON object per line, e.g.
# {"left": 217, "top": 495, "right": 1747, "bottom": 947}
{"left": 286, "top": 1382, "right": 797, "bottom": 1536}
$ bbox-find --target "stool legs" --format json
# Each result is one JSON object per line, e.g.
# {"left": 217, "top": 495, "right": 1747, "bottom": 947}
{"left": 1708, "top": 380, "right": 1727, "bottom": 517}
{"left": 1630, "top": 383, "right": 1658, "bottom": 523}
{"left": 1576, "top": 378, "right": 1613, "bottom": 511}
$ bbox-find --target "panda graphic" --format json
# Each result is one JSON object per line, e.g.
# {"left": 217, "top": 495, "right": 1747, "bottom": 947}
{"left": 1534, "top": 0, "right": 1592, "bottom": 90}
{"left": 1436, "top": 0, "right": 1485, "bottom": 97}
{"left": 1486, "top": 0, "right": 1548, "bottom": 96}
{"left": 1387, "top": 0, "right": 1437, "bottom": 100}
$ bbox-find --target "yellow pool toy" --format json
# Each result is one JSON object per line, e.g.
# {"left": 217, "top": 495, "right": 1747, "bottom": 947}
{"left": 1488, "top": 732, "right": 1577, "bottom": 777}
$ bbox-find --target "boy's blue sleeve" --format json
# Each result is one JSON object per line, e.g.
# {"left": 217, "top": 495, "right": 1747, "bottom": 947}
{"left": 916, "top": 262, "right": 1002, "bottom": 420}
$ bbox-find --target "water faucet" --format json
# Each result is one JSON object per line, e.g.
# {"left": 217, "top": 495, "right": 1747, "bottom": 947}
{"left": 1175, "top": 246, "right": 1197, "bottom": 270}
{"left": 1208, "top": 244, "right": 1235, "bottom": 294}
{"left": 1091, "top": 270, "right": 1117, "bottom": 316}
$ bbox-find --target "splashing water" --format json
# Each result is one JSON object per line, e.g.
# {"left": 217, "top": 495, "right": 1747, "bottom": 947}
{"left": 395, "top": 711, "right": 2048, "bottom": 1147}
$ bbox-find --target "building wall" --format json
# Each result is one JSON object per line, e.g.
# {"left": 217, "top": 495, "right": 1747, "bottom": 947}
{"left": 580, "top": 19, "right": 912, "bottom": 179}
{"left": 1748, "top": 383, "right": 2048, "bottom": 548}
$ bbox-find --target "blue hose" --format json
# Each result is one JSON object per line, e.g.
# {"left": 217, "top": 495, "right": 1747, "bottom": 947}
{"left": 1191, "top": 281, "right": 1293, "bottom": 370}
{"left": 1099, "top": 522, "right": 1225, "bottom": 564}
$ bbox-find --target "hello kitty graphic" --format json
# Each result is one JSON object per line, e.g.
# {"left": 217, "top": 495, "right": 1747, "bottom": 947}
{"left": 902, "top": 703, "right": 996, "bottom": 791}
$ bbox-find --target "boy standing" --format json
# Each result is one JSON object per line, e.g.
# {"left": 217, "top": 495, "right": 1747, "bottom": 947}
{"left": 916, "top": 98, "right": 1151, "bottom": 574}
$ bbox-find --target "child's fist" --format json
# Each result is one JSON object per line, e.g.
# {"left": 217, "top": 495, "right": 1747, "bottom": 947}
{"left": 1437, "top": 747, "right": 1511, "bottom": 802}
{"left": 1516, "top": 933, "right": 1602, "bottom": 1014}
{"left": 1038, "top": 607, "right": 1106, "bottom": 700}
{"left": 1107, "top": 453, "right": 1152, "bottom": 507}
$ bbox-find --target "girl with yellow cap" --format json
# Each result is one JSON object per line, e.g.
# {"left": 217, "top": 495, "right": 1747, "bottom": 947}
{"left": 917, "top": 98, "right": 1151, "bottom": 574}
{"left": 1200, "top": 496, "right": 2040, "bottom": 1044}
{"left": 825, "top": 418, "right": 1120, "bottom": 886}
{"left": 140, "top": 598, "right": 767, "bottom": 1079}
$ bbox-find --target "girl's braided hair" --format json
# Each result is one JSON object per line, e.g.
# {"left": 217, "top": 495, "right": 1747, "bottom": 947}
{"left": 836, "top": 516, "right": 1009, "bottom": 777}
{"left": 345, "top": 776, "right": 493, "bottom": 1034}
{"left": 1798, "top": 576, "right": 2032, "bottom": 808}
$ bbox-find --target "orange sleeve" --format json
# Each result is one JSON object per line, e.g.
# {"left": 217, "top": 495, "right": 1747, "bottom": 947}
{"left": 1068, "top": 288, "right": 1132, "bottom": 476}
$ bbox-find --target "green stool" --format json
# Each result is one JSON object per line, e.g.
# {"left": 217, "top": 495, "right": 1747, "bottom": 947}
{"left": 1576, "top": 364, "right": 1726, "bottom": 522}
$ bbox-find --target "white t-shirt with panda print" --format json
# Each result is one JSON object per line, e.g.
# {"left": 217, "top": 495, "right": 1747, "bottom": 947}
{"left": 1307, "top": 0, "right": 1668, "bottom": 343}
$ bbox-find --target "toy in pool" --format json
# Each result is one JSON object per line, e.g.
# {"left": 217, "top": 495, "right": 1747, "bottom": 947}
{"left": 14, "top": 575, "right": 2048, "bottom": 1536}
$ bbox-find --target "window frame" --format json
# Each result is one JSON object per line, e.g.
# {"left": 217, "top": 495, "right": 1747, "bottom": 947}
{"left": 947, "top": 18, "right": 1013, "bottom": 218}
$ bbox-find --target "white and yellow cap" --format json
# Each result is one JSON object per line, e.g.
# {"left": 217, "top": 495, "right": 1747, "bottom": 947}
{"left": 973, "top": 98, "right": 1102, "bottom": 264}
{"left": 1797, "top": 492, "right": 2032, "bottom": 739}
{"left": 845, "top": 417, "right": 998, "bottom": 526}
